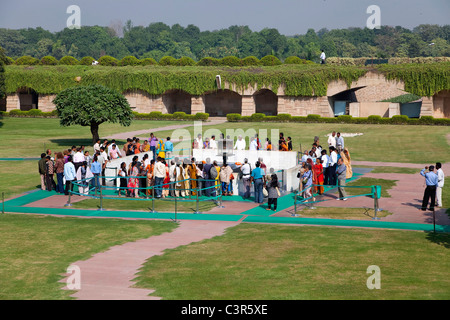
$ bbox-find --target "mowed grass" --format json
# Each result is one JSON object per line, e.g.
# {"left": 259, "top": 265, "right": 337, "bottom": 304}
{"left": 134, "top": 223, "right": 450, "bottom": 300}
{"left": 72, "top": 197, "right": 218, "bottom": 213}
{"left": 0, "top": 161, "right": 40, "bottom": 200}
{"left": 155, "top": 122, "right": 450, "bottom": 164}
{"left": 353, "top": 165, "right": 419, "bottom": 174}
{"left": 0, "top": 213, "right": 175, "bottom": 300}
{"left": 0, "top": 117, "right": 192, "bottom": 158}
{"left": 345, "top": 177, "right": 398, "bottom": 198}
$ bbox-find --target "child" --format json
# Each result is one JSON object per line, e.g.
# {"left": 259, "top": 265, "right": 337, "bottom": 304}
{"left": 266, "top": 174, "right": 281, "bottom": 211}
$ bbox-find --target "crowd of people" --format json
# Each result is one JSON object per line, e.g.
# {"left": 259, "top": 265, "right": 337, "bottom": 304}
{"left": 297, "top": 131, "right": 352, "bottom": 202}
{"left": 37, "top": 132, "right": 283, "bottom": 204}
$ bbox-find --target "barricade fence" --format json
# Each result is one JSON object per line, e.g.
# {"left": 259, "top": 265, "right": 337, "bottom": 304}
{"left": 67, "top": 175, "right": 224, "bottom": 214}
{"left": 294, "top": 183, "right": 381, "bottom": 220}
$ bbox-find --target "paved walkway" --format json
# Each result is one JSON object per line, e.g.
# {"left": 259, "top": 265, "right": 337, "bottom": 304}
{"left": 60, "top": 219, "right": 241, "bottom": 300}
{"left": 299, "top": 161, "right": 450, "bottom": 225}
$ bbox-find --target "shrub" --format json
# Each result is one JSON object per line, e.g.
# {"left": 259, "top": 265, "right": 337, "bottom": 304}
{"left": 250, "top": 113, "right": 266, "bottom": 122}
{"left": 284, "top": 56, "right": 313, "bottom": 65}
{"left": 40, "top": 56, "right": 58, "bottom": 66}
{"left": 159, "top": 56, "right": 178, "bottom": 66}
{"left": 140, "top": 58, "right": 157, "bottom": 66}
{"left": 120, "top": 55, "right": 140, "bottom": 66}
{"left": 15, "top": 56, "right": 39, "bottom": 65}
{"left": 390, "top": 115, "right": 409, "bottom": 124}
{"left": 59, "top": 56, "right": 79, "bottom": 65}
{"left": 177, "top": 57, "right": 196, "bottom": 66}
{"left": 197, "top": 57, "right": 221, "bottom": 66}
{"left": 277, "top": 113, "right": 292, "bottom": 122}
{"left": 172, "top": 111, "right": 187, "bottom": 119}
{"left": 227, "top": 113, "right": 242, "bottom": 122}
{"left": 79, "top": 56, "right": 95, "bottom": 65}
{"left": 98, "top": 55, "right": 119, "bottom": 66}
{"left": 193, "top": 112, "right": 209, "bottom": 121}
{"left": 149, "top": 111, "right": 164, "bottom": 119}
{"left": 241, "top": 56, "right": 260, "bottom": 66}
{"left": 367, "top": 115, "right": 382, "bottom": 124}
{"left": 337, "top": 115, "right": 353, "bottom": 123}
{"left": 220, "top": 56, "right": 241, "bottom": 67}
{"left": 5, "top": 56, "right": 15, "bottom": 65}
{"left": 260, "top": 55, "right": 282, "bottom": 66}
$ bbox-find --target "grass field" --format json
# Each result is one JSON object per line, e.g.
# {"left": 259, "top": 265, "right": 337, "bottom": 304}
{"left": 134, "top": 223, "right": 450, "bottom": 300}
{"left": 0, "top": 214, "right": 175, "bottom": 300}
{"left": 296, "top": 207, "right": 392, "bottom": 220}
{"left": 0, "top": 117, "right": 192, "bottom": 158}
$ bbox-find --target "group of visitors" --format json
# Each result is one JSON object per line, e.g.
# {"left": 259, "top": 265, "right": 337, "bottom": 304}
{"left": 297, "top": 132, "right": 352, "bottom": 201}
{"left": 420, "top": 163, "right": 445, "bottom": 212}
{"left": 192, "top": 133, "right": 292, "bottom": 152}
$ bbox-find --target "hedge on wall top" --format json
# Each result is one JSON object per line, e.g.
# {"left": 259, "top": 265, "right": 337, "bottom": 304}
{"left": 59, "top": 56, "right": 79, "bottom": 65}
{"left": 120, "top": 55, "right": 140, "bottom": 66}
{"left": 197, "top": 57, "right": 221, "bottom": 66}
{"left": 241, "top": 56, "right": 261, "bottom": 66}
{"left": 98, "top": 55, "right": 119, "bottom": 66}
{"left": 284, "top": 56, "right": 313, "bottom": 65}
{"left": 41, "top": 56, "right": 58, "bottom": 66}
{"left": 15, "top": 56, "right": 39, "bottom": 65}
{"left": 178, "top": 57, "right": 196, "bottom": 66}
{"left": 140, "top": 58, "right": 157, "bottom": 66}
{"left": 220, "top": 56, "right": 241, "bottom": 67}
{"left": 159, "top": 56, "right": 178, "bottom": 66}
{"left": 260, "top": 55, "right": 282, "bottom": 66}
{"left": 79, "top": 56, "right": 95, "bottom": 65}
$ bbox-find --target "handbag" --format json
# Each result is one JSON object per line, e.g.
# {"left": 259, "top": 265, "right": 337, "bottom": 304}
{"left": 276, "top": 187, "right": 281, "bottom": 197}
{"left": 263, "top": 187, "right": 268, "bottom": 197}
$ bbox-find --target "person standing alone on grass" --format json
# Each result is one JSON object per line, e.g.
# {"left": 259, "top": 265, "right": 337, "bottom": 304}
{"left": 435, "top": 162, "right": 445, "bottom": 208}
{"left": 336, "top": 158, "right": 348, "bottom": 201}
{"left": 420, "top": 165, "right": 438, "bottom": 211}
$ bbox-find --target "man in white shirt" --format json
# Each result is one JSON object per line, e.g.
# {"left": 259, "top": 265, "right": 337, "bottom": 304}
{"left": 209, "top": 135, "right": 218, "bottom": 150}
{"left": 240, "top": 158, "right": 252, "bottom": 199}
{"left": 336, "top": 132, "right": 345, "bottom": 153}
{"left": 195, "top": 134, "right": 203, "bottom": 149}
{"left": 320, "top": 50, "right": 326, "bottom": 64}
{"left": 93, "top": 139, "right": 101, "bottom": 153}
{"left": 321, "top": 149, "right": 330, "bottom": 185}
{"left": 436, "top": 162, "right": 445, "bottom": 207}
{"left": 328, "top": 132, "right": 337, "bottom": 149}
{"left": 328, "top": 147, "right": 338, "bottom": 185}
{"left": 153, "top": 157, "right": 166, "bottom": 198}
{"left": 73, "top": 147, "right": 85, "bottom": 172}
{"left": 249, "top": 137, "right": 258, "bottom": 151}
{"left": 234, "top": 136, "right": 246, "bottom": 150}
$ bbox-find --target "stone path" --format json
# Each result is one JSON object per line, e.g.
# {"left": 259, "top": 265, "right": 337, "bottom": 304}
{"left": 59, "top": 219, "right": 242, "bottom": 300}
{"left": 293, "top": 161, "right": 450, "bottom": 225}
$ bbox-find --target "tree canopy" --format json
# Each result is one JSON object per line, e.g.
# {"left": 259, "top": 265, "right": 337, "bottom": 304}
{"left": 0, "top": 23, "right": 449, "bottom": 62}
{"left": 53, "top": 85, "right": 133, "bottom": 143}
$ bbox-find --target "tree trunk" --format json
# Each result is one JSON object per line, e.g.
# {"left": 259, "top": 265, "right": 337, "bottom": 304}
{"left": 90, "top": 122, "right": 100, "bottom": 145}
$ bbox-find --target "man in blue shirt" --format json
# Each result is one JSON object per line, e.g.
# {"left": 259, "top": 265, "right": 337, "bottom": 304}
{"left": 164, "top": 137, "right": 173, "bottom": 163}
{"left": 251, "top": 161, "right": 265, "bottom": 204}
{"left": 90, "top": 155, "right": 102, "bottom": 193}
{"left": 64, "top": 156, "right": 77, "bottom": 196}
{"left": 420, "top": 165, "right": 438, "bottom": 211}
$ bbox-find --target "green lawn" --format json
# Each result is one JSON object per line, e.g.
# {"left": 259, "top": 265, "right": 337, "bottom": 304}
{"left": 353, "top": 165, "right": 419, "bottom": 174}
{"left": 0, "top": 117, "right": 192, "bottom": 158}
{"left": 72, "top": 197, "right": 217, "bottom": 213}
{"left": 134, "top": 223, "right": 450, "bottom": 300}
{"left": 345, "top": 177, "right": 397, "bottom": 198}
{"left": 0, "top": 213, "right": 175, "bottom": 300}
{"left": 0, "top": 161, "right": 40, "bottom": 200}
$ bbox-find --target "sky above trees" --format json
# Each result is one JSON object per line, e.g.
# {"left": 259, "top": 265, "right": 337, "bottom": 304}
{"left": 0, "top": 0, "right": 449, "bottom": 35}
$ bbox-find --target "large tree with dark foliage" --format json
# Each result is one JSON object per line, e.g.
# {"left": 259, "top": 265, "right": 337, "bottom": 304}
{"left": 53, "top": 85, "right": 133, "bottom": 143}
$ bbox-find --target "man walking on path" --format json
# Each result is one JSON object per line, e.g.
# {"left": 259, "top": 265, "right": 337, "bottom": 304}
{"left": 336, "top": 158, "right": 348, "bottom": 201}
{"left": 420, "top": 165, "right": 438, "bottom": 211}
{"left": 435, "top": 162, "right": 445, "bottom": 208}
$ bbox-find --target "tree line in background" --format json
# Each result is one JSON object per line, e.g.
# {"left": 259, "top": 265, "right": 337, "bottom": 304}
{"left": 0, "top": 22, "right": 449, "bottom": 63}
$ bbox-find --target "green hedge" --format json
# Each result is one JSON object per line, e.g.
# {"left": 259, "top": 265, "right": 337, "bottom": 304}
{"left": 226, "top": 113, "right": 450, "bottom": 126}
{"left": 1, "top": 109, "right": 209, "bottom": 121}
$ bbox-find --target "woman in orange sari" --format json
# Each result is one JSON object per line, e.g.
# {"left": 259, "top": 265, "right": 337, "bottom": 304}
{"left": 188, "top": 159, "right": 198, "bottom": 195}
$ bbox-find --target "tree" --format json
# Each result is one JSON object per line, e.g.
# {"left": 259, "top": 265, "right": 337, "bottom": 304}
{"left": 53, "top": 85, "right": 133, "bottom": 143}
{"left": 0, "top": 46, "right": 6, "bottom": 100}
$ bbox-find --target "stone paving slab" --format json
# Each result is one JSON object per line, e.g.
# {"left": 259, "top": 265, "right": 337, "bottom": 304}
{"left": 60, "top": 219, "right": 242, "bottom": 300}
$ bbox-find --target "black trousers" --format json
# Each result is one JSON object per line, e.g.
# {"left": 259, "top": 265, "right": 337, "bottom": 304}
{"left": 421, "top": 186, "right": 436, "bottom": 211}
{"left": 268, "top": 198, "right": 278, "bottom": 210}
{"left": 65, "top": 180, "right": 74, "bottom": 196}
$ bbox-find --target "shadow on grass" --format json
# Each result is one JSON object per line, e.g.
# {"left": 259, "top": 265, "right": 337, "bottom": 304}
{"left": 426, "top": 231, "right": 450, "bottom": 248}
{"left": 49, "top": 138, "right": 95, "bottom": 149}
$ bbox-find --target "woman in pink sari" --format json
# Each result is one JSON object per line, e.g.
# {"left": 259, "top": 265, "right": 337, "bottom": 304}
{"left": 128, "top": 160, "right": 140, "bottom": 198}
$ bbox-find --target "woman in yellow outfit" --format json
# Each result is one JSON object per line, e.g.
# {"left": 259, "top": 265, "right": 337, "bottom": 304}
{"left": 157, "top": 139, "right": 165, "bottom": 160}
{"left": 188, "top": 160, "right": 198, "bottom": 195}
